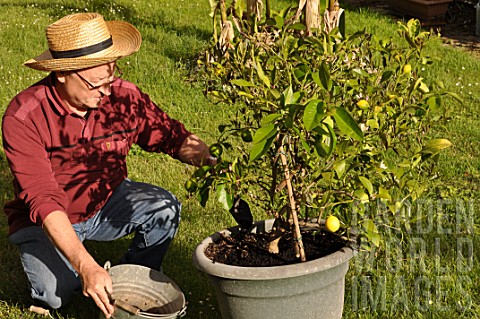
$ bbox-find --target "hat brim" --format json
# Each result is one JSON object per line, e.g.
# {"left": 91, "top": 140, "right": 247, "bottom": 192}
{"left": 24, "top": 21, "right": 142, "bottom": 72}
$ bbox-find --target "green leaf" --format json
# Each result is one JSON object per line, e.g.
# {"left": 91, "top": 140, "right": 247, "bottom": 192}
{"left": 362, "top": 219, "right": 380, "bottom": 246}
{"left": 378, "top": 187, "right": 391, "bottom": 200}
{"left": 233, "top": 0, "right": 245, "bottom": 20}
{"left": 334, "top": 160, "right": 347, "bottom": 178}
{"left": 359, "top": 176, "right": 373, "bottom": 196}
{"left": 252, "top": 124, "right": 277, "bottom": 143}
{"left": 294, "top": 66, "right": 307, "bottom": 80}
{"left": 238, "top": 91, "right": 254, "bottom": 99}
{"left": 418, "top": 81, "right": 430, "bottom": 93}
{"left": 197, "top": 179, "right": 212, "bottom": 207}
{"left": 354, "top": 189, "right": 369, "bottom": 202}
{"left": 352, "top": 68, "right": 369, "bottom": 77}
{"left": 314, "top": 142, "right": 328, "bottom": 158}
{"left": 291, "top": 92, "right": 303, "bottom": 105}
{"left": 421, "top": 139, "right": 452, "bottom": 154}
{"left": 193, "top": 166, "right": 211, "bottom": 178}
{"left": 207, "top": 90, "right": 228, "bottom": 101}
{"left": 366, "top": 119, "right": 379, "bottom": 129}
{"left": 380, "top": 70, "right": 393, "bottom": 83}
{"left": 313, "top": 123, "right": 336, "bottom": 158}
{"left": 217, "top": 184, "right": 234, "bottom": 210}
{"left": 208, "top": 0, "right": 218, "bottom": 17}
{"left": 362, "top": 219, "right": 378, "bottom": 233}
{"left": 426, "top": 96, "right": 441, "bottom": 111}
{"left": 282, "top": 86, "right": 294, "bottom": 106}
{"left": 339, "top": 10, "right": 346, "bottom": 37}
{"left": 260, "top": 113, "right": 283, "bottom": 126}
{"left": 274, "top": 15, "right": 284, "bottom": 28}
{"left": 288, "top": 23, "right": 306, "bottom": 31}
{"left": 303, "top": 100, "right": 325, "bottom": 131}
{"left": 346, "top": 79, "right": 359, "bottom": 88}
{"left": 313, "top": 61, "right": 332, "bottom": 91}
{"left": 446, "top": 91, "right": 463, "bottom": 103}
{"left": 333, "top": 107, "right": 364, "bottom": 141}
{"left": 231, "top": 79, "right": 256, "bottom": 87}
{"left": 249, "top": 135, "right": 275, "bottom": 162}
{"left": 409, "top": 77, "right": 423, "bottom": 95}
{"left": 255, "top": 57, "right": 271, "bottom": 87}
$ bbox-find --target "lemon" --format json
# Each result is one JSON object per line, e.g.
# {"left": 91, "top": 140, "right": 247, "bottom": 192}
{"left": 209, "top": 143, "right": 223, "bottom": 158}
{"left": 356, "top": 99, "right": 369, "bottom": 110}
{"left": 325, "top": 215, "right": 340, "bottom": 233}
{"left": 403, "top": 64, "right": 412, "bottom": 74}
{"left": 184, "top": 178, "right": 198, "bottom": 193}
{"left": 240, "top": 129, "right": 253, "bottom": 142}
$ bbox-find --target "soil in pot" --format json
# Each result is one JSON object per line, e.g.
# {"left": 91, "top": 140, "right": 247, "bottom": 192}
{"left": 204, "top": 227, "right": 349, "bottom": 267}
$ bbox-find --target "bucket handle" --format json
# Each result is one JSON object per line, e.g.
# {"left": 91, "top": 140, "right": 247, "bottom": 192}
{"left": 104, "top": 261, "right": 112, "bottom": 271}
{"left": 135, "top": 306, "right": 187, "bottom": 318}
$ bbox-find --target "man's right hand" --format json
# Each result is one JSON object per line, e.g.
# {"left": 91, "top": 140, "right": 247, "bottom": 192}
{"left": 79, "top": 262, "right": 115, "bottom": 318}
{"left": 43, "top": 211, "right": 115, "bottom": 317}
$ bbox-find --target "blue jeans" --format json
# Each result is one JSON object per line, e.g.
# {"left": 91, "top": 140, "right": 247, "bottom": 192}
{"left": 8, "top": 179, "right": 181, "bottom": 309}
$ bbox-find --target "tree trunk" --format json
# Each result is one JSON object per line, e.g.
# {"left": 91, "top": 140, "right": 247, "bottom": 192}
{"left": 324, "top": 1, "right": 343, "bottom": 33}
{"left": 305, "top": 0, "right": 321, "bottom": 35}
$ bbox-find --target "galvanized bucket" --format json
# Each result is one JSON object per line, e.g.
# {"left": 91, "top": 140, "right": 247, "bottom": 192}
{"left": 102, "top": 263, "right": 187, "bottom": 319}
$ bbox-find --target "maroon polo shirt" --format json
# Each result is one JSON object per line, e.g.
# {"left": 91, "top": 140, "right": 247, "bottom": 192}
{"left": 2, "top": 73, "right": 191, "bottom": 235}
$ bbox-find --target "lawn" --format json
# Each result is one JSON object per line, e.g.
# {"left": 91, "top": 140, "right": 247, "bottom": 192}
{"left": 0, "top": 0, "right": 479, "bottom": 318}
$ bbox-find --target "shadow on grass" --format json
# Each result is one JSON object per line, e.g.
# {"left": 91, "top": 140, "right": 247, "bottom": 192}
{"left": 0, "top": 0, "right": 211, "bottom": 67}
{"left": 0, "top": 152, "right": 31, "bottom": 309}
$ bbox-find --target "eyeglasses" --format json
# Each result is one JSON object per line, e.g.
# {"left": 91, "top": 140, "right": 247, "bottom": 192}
{"left": 74, "top": 65, "right": 123, "bottom": 90}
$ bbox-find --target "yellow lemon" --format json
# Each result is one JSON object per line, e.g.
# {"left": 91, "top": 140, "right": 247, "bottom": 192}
{"left": 356, "top": 99, "right": 369, "bottom": 110}
{"left": 403, "top": 64, "right": 412, "bottom": 74}
{"left": 325, "top": 215, "right": 340, "bottom": 233}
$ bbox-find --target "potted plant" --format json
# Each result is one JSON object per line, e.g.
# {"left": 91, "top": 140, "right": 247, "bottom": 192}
{"left": 187, "top": 1, "right": 457, "bottom": 318}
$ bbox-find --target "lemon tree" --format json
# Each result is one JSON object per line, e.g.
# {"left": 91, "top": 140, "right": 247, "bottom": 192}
{"left": 191, "top": 16, "right": 458, "bottom": 250}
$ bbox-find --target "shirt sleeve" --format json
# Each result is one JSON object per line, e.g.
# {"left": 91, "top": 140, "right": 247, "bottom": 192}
{"left": 133, "top": 89, "right": 192, "bottom": 158}
{"left": 2, "top": 114, "right": 69, "bottom": 226}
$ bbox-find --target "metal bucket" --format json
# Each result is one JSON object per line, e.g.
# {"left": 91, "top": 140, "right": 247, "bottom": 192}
{"left": 101, "top": 263, "right": 187, "bottom": 319}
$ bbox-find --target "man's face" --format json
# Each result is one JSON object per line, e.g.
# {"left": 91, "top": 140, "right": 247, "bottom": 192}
{"left": 56, "top": 62, "right": 120, "bottom": 114}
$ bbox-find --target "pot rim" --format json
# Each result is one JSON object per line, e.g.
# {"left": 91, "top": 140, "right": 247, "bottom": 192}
{"left": 192, "top": 219, "right": 356, "bottom": 280}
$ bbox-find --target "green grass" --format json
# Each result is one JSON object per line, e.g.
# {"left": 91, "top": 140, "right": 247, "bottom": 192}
{"left": 0, "top": 0, "right": 479, "bottom": 318}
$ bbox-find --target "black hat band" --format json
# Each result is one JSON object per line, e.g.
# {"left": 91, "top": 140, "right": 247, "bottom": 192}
{"left": 50, "top": 36, "right": 113, "bottom": 59}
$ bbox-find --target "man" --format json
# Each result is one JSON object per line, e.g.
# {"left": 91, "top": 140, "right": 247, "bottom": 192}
{"left": 1, "top": 13, "right": 215, "bottom": 318}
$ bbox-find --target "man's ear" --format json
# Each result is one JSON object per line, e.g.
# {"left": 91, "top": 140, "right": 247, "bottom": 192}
{"left": 55, "top": 71, "right": 68, "bottom": 84}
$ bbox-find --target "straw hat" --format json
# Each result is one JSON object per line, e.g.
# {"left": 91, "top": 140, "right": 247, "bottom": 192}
{"left": 24, "top": 13, "right": 142, "bottom": 71}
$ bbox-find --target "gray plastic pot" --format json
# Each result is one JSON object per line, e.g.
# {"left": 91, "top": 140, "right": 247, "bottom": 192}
{"left": 192, "top": 219, "right": 355, "bottom": 319}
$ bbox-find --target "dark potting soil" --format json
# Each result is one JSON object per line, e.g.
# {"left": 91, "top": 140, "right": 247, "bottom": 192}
{"left": 204, "top": 229, "right": 349, "bottom": 267}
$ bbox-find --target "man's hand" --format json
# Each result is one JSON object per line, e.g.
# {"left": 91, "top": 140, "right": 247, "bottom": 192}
{"left": 43, "top": 211, "right": 115, "bottom": 317}
{"left": 178, "top": 134, "right": 216, "bottom": 167}
{"left": 79, "top": 263, "right": 114, "bottom": 318}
